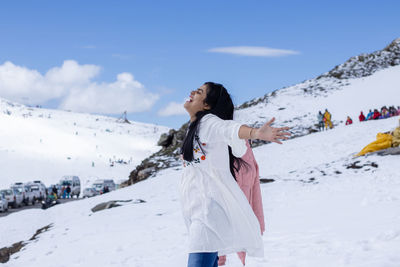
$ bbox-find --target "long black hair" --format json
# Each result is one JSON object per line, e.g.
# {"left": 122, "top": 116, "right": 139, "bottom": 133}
{"left": 181, "top": 82, "right": 247, "bottom": 180}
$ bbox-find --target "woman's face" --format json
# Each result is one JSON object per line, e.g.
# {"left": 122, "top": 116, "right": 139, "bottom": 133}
{"left": 184, "top": 84, "right": 210, "bottom": 116}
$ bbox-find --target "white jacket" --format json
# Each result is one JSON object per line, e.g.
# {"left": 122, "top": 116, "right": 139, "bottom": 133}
{"left": 180, "top": 114, "right": 264, "bottom": 257}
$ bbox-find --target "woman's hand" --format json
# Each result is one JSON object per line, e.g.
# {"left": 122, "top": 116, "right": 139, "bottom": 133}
{"left": 254, "top": 117, "right": 291, "bottom": 144}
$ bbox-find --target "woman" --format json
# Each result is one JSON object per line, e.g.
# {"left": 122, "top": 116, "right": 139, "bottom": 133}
{"left": 181, "top": 82, "right": 290, "bottom": 267}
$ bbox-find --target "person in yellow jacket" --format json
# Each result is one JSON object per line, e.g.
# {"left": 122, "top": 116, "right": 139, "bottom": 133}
{"left": 323, "top": 109, "right": 333, "bottom": 130}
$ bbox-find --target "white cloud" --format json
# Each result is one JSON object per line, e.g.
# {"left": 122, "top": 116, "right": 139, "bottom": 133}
{"left": 208, "top": 46, "right": 300, "bottom": 57}
{"left": 0, "top": 60, "right": 159, "bottom": 114}
{"left": 60, "top": 72, "right": 159, "bottom": 114}
{"left": 158, "top": 100, "right": 187, "bottom": 116}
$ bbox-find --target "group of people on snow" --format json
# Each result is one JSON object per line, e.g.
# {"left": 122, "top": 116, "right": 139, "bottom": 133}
{"left": 347, "top": 105, "right": 400, "bottom": 126}
{"left": 321, "top": 105, "right": 400, "bottom": 128}
{"left": 317, "top": 109, "right": 333, "bottom": 131}
{"left": 49, "top": 185, "right": 72, "bottom": 199}
{"left": 358, "top": 106, "right": 400, "bottom": 122}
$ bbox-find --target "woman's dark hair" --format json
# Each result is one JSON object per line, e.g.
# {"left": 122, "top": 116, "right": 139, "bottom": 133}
{"left": 181, "top": 82, "right": 247, "bottom": 180}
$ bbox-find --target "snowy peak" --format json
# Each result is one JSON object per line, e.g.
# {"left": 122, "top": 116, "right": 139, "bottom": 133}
{"left": 239, "top": 38, "right": 400, "bottom": 111}
{"left": 320, "top": 37, "right": 400, "bottom": 80}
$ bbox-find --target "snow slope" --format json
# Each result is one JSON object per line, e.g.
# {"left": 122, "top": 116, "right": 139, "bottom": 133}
{"left": 1, "top": 115, "right": 399, "bottom": 267}
{"left": 0, "top": 99, "right": 169, "bottom": 188}
{"left": 235, "top": 65, "right": 400, "bottom": 136}
{"left": 235, "top": 38, "right": 400, "bottom": 137}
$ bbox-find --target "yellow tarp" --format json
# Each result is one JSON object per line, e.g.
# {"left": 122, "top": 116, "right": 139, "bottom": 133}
{"left": 356, "top": 133, "right": 393, "bottom": 156}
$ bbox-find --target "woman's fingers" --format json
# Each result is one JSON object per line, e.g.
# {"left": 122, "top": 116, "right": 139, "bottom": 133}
{"left": 266, "top": 117, "right": 275, "bottom": 126}
{"left": 277, "top": 132, "right": 291, "bottom": 137}
{"left": 279, "top": 126, "right": 291, "bottom": 131}
{"left": 277, "top": 136, "right": 289, "bottom": 140}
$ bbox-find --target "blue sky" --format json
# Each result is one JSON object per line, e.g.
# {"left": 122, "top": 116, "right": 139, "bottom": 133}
{"left": 0, "top": 0, "right": 399, "bottom": 128}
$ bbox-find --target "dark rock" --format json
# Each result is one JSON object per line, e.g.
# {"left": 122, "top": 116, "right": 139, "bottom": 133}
{"left": 346, "top": 161, "right": 363, "bottom": 169}
{"left": 260, "top": 178, "right": 275, "bottom": 183}
{"left": 121, "top": 122, "right": 189, "bottom": 187}
{"left": 91, "top": 199, "right": 137, "bottom": 213}
{"left": 0, "top": 224, "right": 52, "bottom": 263}
{"left": 157, "top": 129, "right": 176, "bottom": 147}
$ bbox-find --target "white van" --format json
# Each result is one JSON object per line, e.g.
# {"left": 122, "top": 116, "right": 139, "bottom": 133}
{"left": 92, "top": 179, "right": 116, "bottom": 194}
{"left": 12, "top": 182, "right": 36, "bottom": 205}
{"left": 27, "top": 181, "right": 47, "bottom": 201}
{"left": 60, "top": 176, "right": 81, "bottom": 198}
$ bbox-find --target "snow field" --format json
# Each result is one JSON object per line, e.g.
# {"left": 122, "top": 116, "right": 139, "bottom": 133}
{"left": 1, "top": 115, "right": 399, "bottom": 267}
{"left": 0, "top": 102, "right": 169, "bottom": 188}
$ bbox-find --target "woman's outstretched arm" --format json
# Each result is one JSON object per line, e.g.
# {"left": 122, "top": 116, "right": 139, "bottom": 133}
{"left": 238, "top": 117, "right": 291, "bottom": 144}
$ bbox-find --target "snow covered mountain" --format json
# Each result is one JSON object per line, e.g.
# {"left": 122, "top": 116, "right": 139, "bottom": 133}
{"left": 0, "top": 98, "right": 169, "bottom": 188}
{"left": 235, "top": 38, "right": 400, "bottom": 137}
{"left": 1, "top": 38, "right": 400, "bottom": 267}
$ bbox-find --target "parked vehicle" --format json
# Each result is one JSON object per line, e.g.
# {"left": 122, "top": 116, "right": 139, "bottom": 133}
{"left": 92, "top": 179, "right": 116, "bottom": 194}
{"left": 24, "top": 184, "right": 38, "bottom": 204}
{"left": 60, "top": 176, "right": 81, "bottom": 198}
{"left": 0, "top": 193, "right": 8, "bottom": 212}
{"left": 82, "top": 188, "right": 98, "bottom": 198}
{"left": 0, "top": 189, "right": 13, "bottom": 208}
{"left": 1, "top": 188, "right": 23, "bottom": 208}
{"left": 11, "top": 183, "right": 36, "bottom": 205}
{"left": 27, "top": 181, "right": 47, "bottom": 201}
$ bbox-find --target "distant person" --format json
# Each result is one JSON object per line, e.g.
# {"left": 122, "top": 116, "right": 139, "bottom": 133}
{"left": 397, "top": 106, "right": 400, "bottom": 115}
{"left": 103, "top": 186, "right": 109, "bottom": 194}
{"left": 380, "top": 106, "right": 390, "bottom": 119}
{"left": 317, "top": 111, "right": 324, "bottom": 131}
{"left": 66, "top": 185, "right": 71, "bottom": 198}
{"left": 373, "top": 109, "right": 381, "bottom": 120}
{"left": 323, "top": 109, "right": 333, "bottom": 129}
{"left": 389, "top": 106, "right": 397, "bottom": 117}
{"left": 61, "top": 186, "right": 66, "bottom": 199}
{"left": 359, "top": 111, "right": 365, "bottom": 122}
{"left": 52, "top": 186, "right": 58, "bottom": 196}
{"left": 366, "top": 109, "right": 374, "bottom": 120}
{"left": 345, "top": 116, "right": 353, "bottom": 125}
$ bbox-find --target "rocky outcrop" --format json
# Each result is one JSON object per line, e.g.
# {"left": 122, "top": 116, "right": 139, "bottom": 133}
{"left": 91, "top": 199, "right": 145, "bottom": 213}
{"left": 319, "top": 38, "right": 400, "bottom": 80}
{"left": 238, "top": 38, "right": 400, "bottom": 110}
{"left": 0, "top": 224, "right": 52, "bottom": 263}
{"left": 121, "top": 122, "right": 189, "bottom": 187}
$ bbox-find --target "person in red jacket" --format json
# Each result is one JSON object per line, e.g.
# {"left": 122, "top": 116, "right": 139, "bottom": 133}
{"left": 345, "top": 116, "right": 353, "bottom": 125}
{"left": 372, "top": 109, "right": 381, "bottom": 120}
{"left": 359, "top": 111, "right": 365, "bottom": 122}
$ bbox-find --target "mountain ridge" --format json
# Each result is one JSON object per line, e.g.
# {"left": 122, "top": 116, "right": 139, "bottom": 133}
{"left": 123, "top": 38, "right": 400, "bottom": 186}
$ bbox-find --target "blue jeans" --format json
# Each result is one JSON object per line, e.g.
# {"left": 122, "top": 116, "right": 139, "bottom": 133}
{"left": 188, "top": 252, "right": 218, "bottom": 267}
